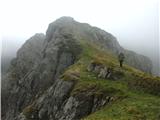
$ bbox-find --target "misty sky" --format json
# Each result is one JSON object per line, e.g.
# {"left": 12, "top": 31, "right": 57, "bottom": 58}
{"left": 1, "top": 0, "right": 159, "bottom": 75}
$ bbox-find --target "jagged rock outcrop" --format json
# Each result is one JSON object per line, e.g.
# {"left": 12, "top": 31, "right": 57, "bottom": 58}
{"left": 87, "top": 61, "right": 124, "bottom": 80}
{"left": 1, "top": 33, "right": 45, "bottom": 119}
{"left": 45, "top": 17, "right": 152, "bottom": 73}
{"left": 2, "top": 17, "right": 153, "bottom": 120}
{"left": 16, "top": 79, "right": 118, "bottom": 120}
{"left": 2, "top": 31, "right": 82, "bottom": 120}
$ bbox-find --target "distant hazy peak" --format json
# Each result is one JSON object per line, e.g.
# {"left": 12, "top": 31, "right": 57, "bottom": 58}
{"left": 55, "top": 16, "right": 74, "bottom": 22}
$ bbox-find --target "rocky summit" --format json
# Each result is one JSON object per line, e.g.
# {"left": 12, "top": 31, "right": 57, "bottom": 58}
{"left": 2, "top": 17, "right": 160, "bottom": 120}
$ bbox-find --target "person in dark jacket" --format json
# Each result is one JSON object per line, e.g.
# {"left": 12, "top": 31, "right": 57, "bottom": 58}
{"left": 118, "top": 52, "right": 125, "bottom": 67}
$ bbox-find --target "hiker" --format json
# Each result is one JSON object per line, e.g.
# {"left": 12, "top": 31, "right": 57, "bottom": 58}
{"left": 118, "top": 52, "right": 125, "bottom": 67}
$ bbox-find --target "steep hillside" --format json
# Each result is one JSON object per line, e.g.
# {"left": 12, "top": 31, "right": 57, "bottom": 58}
{"left": 2, "top": 17, "right": 159, "bottom": 120}
{"left": 17, "top": 40, "right": 160, "bottom": 120}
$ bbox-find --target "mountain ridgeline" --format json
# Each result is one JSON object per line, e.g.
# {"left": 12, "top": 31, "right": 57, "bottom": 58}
{"left": 2, "top": 17, "right": 159, "bottom": 120}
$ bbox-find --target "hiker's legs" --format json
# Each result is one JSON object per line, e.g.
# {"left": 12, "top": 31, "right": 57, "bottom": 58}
{"left": 120, "top": 61, "right": 123, "bottom": 67}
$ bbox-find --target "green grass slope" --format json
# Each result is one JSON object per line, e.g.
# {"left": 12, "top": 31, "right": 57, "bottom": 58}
{"left": 61, "top": 41, "right": 160, "bottom": 120}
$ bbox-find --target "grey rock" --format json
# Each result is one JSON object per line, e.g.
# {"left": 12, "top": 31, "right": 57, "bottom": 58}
{"left": 2, "top": 16, "right": 153, "bottom": 120}
{"left": 87, "top": 63, "right": 95, "bottom": 72}
{"left": 2, "top": 31, "right": 82, "bottom": 120}
{"left": 17, "top": 79, "right": 112, "bottom": 120}
{"left": 98, "top": 67, "right": 108, "bottom": 78}
{"left": 93, "top": 65, "right": 102, "bottom": 74}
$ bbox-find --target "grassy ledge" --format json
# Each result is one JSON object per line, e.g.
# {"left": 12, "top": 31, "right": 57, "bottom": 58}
{"left": 60, "top": 41, "right": 160, "bottom": 120}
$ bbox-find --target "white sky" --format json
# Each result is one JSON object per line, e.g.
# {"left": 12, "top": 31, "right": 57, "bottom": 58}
{"left": 0, "top": 0, "right": 159, "bottom": 74}
{"left": 0, "top": 0, "right": 158, "bottom": 37}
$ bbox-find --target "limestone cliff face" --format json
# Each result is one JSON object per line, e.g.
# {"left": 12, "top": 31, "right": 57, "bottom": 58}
{"left": 2, "top": 17, "right": 152, "bottom": 120}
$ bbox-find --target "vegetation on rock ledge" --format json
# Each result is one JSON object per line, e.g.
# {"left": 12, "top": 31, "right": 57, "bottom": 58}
{"left": 61, "top": 41, "right": 160, "bottom": 120}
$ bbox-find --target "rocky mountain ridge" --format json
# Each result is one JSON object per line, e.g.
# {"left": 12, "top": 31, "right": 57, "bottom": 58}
{"left": 2, "top": 17, "right": 156, "bottom": 120}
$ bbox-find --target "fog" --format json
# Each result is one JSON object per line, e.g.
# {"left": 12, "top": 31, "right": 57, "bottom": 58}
{"left": 1, "top": 0, "right": 159, "bottom": 75}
